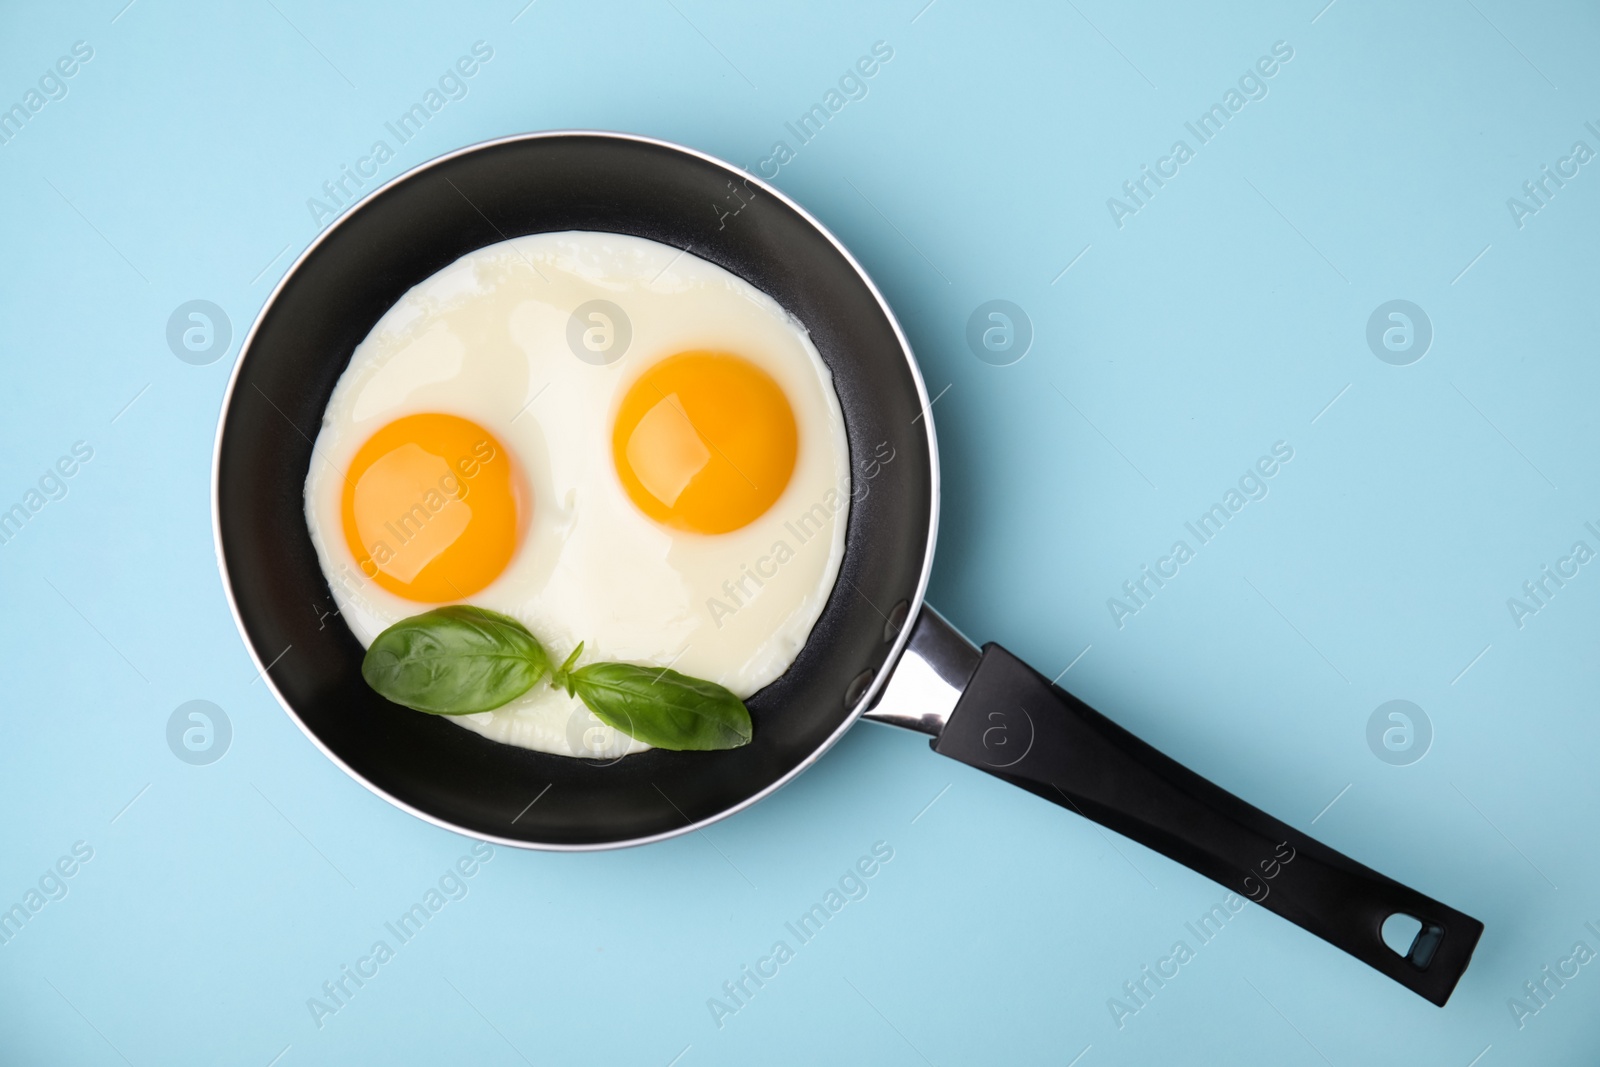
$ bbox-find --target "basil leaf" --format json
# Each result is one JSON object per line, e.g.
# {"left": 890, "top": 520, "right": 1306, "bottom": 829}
{"left": 362, "top": 606, "right": 551, "bottom": 715}
{"left": 568, "top": 663, "right": 752, "bottom": 751}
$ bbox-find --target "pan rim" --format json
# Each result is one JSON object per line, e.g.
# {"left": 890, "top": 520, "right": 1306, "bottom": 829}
{"left": 210, "top": 129, "right": 941, "bottom": 851}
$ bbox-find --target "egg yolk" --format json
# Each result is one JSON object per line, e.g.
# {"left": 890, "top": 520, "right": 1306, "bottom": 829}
{"left": 340, "top": 413, "right": 522, "bottom": 602}
{"left": 612, "top": 351, "right": 798, "bottom": 534}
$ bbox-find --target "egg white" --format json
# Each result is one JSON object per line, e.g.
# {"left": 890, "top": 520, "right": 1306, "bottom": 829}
{"left": 304, "top": 232, "right": 850, "bottom": 758}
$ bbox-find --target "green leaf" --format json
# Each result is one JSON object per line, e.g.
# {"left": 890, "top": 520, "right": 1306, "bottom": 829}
{"left": 361, "top": 606, "right": 551, "bottom": 715}
{"left": 567, "top": 662, "right": 752, "bottom": 751}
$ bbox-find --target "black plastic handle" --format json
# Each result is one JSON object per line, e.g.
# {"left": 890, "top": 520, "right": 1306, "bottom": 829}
{"left": 932, "top": 643, "right": 1483, "bottom": 1006}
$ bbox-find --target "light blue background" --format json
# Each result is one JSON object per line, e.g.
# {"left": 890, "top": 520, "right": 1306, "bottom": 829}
{"left": 2, "top": 1, "right": 1597, "bottom": 1063}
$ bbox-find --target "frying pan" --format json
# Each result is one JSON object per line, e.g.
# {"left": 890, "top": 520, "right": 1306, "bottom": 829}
{"left": 213, "top": 132, "right": 1483, "bottom": 1006}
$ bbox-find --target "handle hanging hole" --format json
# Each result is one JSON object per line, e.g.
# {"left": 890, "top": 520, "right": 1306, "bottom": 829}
{"left": 1382, "top": 912, "right": 1446, "bottom": 968}
{"left": 1382, "top": 913, "right": 1423, "bottom": 955}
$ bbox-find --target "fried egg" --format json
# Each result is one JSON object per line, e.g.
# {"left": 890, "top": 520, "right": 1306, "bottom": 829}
{"left": 304, "top": 232, "right": 850, "bottom": 758}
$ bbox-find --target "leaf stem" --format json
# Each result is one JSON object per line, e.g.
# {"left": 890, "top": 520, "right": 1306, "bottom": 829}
{"left": 551, "top": 640, "right": 585, "bottom": 695}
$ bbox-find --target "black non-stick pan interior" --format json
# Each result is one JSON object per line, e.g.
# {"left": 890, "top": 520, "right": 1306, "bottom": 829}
{"left": 215, "top": 134, "right": 936, "bottom": 847}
